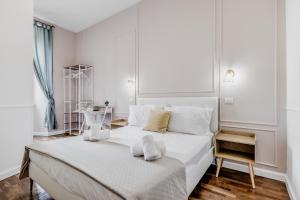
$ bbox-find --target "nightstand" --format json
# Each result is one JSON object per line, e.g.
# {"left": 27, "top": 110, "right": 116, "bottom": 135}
{"left": 214, "top": 130, "right": 256, "bottom": 188}
{"left": 111, "top": 119, "right": 128, "bottom": 129}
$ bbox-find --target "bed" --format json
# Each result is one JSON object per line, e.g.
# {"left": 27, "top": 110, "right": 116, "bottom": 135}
{"left": 21, "top": 97, "right": 218, "bottom": 200}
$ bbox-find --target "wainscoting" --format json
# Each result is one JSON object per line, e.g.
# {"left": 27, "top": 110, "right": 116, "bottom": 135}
{"left": 286, "top": 108, "right": 300, "bottom": 200}
{"left": 0, "top": 105, "right": 33, "bottom": 181}
{"left": 220, "top": 121, "right": 279, "bottom": 168}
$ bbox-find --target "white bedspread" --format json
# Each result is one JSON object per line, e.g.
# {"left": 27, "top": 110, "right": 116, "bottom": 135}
{"left": 30, "top": 126, "right": 212, "bottom": 199}
{"left": 110, "top": 126, "right": 213, "bottom": 192}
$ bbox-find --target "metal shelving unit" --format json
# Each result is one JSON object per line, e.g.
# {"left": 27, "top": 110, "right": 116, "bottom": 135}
{"left": 64, "top": 64, "right": 94, "bottom": 135}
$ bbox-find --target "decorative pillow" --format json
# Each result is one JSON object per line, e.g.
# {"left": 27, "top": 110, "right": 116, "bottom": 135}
{"left": 128, "top": 105, "right": 161, "bottom": 127}
{"left": 165, "top": 106, "right": 213, "bottom": 135}
{"left": 143, "top": 109, "right": 171, "bottom": 133}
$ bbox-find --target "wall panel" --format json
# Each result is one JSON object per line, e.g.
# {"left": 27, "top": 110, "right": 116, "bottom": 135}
{"left": 220, "top": 0, "right": 277, "bottom": 125}
{"left": 220, "top": 124, "right": 277, "bottom": 167}
{"left": 138, "top": 0, "right": 216, "bottom": 95}
{"left": 113, "top": 30, "right": 136, "bottom": 115}
{"left": 76, "top": 6, "right": 138, "bottom": 117}
{"left": 0, "top": 0, "right": 33, "bottom": 180}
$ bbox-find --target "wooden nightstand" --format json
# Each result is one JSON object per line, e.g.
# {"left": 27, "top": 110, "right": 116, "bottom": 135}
{"left": 111, "top": 119, "right": 128, "bottom": 129}
{"left": 214, "top": 130, "right": 256, "bottom": 188}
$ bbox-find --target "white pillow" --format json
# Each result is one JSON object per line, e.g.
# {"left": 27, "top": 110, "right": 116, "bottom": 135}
{"left": 128, "top": 105, "right": 161, "bottom": 127}
{"left": 165, "top": 106, "right": 213, "bottom": 135}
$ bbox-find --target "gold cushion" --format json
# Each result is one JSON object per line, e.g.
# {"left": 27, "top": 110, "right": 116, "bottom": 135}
{"left": 143, "top": 109, "right": 171, "bottom": 133}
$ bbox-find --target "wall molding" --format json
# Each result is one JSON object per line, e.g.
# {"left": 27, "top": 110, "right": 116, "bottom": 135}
{"left": 0, "top": 166, "right": 20, "bottom": 181}
{"left": 137, "top": 0, "right": 218, "bottom": 96}
{"left": 220, "top": 120, "right": 277, "bottom": 127}
{"left": 274, "top": 0, "right": 279, "bottom": 125}
{"left": 0, "top": 104, "right": 34, "bottom": 109}
{"left": 286, "top": 107, "right": 300, "bottom": 113}
{"left": 220, "top": 121, "right": 277, "bottom": 131}
{"left": 219, "top": 0, "right": 278, "bottom": 126}
{"left": 285, "top": 176, "right": 297, "bottom": 200}
{"left": 33, "top": 130, "right": 65, "bottom": 137}
{"left": 113, "top": 29, "right": 137, "bottom": 114}
{"left": 217, "top": 0, "right": 284, "bottom": 174}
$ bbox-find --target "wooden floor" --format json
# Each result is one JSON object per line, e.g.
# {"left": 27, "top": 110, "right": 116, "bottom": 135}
{"left": 0, "top": 135, "right": 290, "bottom": 200}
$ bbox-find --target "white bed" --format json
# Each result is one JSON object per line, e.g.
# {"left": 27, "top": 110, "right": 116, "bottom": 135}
{"left": 28, "top": 97, "right": 218, "bottom": 200}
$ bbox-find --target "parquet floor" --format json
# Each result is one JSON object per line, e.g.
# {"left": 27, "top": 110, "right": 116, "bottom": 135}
{"left": 189, "top": 166, "right": 290, "bottom": 200}
{"left": 0, "top": 135, "right": 290, "bottom": 200}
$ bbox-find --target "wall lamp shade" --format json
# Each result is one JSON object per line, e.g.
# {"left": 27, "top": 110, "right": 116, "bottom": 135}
{"left": 224, "top": 69, "right": 235, "bottom": 82}
{"left": 127, "top": 79, "right": 135, "bottom": 89}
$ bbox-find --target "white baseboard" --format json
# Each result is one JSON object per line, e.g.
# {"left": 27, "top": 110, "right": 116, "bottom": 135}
{"left": 0, "top": 166, "right": 20, "bottom": 181}
{"left": 33, "top": 130, "right": 65, "bottom": 136}
{"left": 285, "top": 176, "right": 297, "bottom": 200}
{"left": 222, "top": 160, "right": 286, "bottom": 182}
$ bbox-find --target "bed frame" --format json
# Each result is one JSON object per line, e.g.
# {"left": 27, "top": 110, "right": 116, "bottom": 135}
{"left": 29, "top": 97, "right": 219, "bottom": 199}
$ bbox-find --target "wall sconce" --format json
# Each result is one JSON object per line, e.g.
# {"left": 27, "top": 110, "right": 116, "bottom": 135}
{"left": 127, "top": 79, "right": 135, "bottom": 89}
{"left": 224, "top": 69, "right": 235, "bottom": 83}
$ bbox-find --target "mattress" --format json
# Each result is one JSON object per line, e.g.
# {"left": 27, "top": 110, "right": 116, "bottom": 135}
{"left": 30, "top": 126, "right": 213, "bottom": 199}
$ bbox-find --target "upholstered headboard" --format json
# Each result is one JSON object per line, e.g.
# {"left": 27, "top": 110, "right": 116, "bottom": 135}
{"left": 137, "top": 97, "right": 219, "bottom": 133}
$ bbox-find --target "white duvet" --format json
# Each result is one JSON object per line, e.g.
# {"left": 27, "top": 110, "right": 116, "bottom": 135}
{"left": 110, "top": 126, "right": 212, "bottom": 166}
{"left": 30, "top": 126, "right": 213, "bottom": 199}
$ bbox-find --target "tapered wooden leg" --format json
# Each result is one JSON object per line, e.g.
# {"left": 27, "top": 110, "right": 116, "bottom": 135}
{"left": 248, "top": 163, "right": 255, "bottom": 189}
{"left": 30, "top": 178, "right": 33, "bottom": 196}
{"left": 216, "top": 158, "right": 223, "bottom": 177}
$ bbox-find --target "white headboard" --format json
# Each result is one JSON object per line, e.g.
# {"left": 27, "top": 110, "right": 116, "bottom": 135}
{"left": 137, "top": 97, "right": 219, "bottom": 133}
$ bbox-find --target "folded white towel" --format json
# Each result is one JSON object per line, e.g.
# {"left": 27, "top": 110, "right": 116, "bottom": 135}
{"left": 130, "top": 138, "right": 166, "bottom": 159}
{"left": 142, "top": 135, "right": 161, "bottom": 161}
{"left": 130, "top": 142, "right": 144, "bottom": 156}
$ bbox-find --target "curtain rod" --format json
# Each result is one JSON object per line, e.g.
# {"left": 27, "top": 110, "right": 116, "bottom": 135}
{"left": 34, "top": 20, "right": 55, "bottom": 28}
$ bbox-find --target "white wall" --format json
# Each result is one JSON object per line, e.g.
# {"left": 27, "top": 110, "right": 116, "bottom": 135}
{"left": 220, "top": 0, "right": 287, "bottom": 173}
{"left": 0, "top": 0, "right": 33, "bottom": 180}
{"left": 34, "top": 24, "right": 76, "bottom": 134}
{"left": 76, "top": 0, "right": 286, "bottom": 174}
{"left": 138, "top": 0, "right": 217, "bottom": 95}
{"left": 286, "top": 0, "right": 300, "bottom": 198}
{"left": 76, "top": 6, "right": 137, "bottom": 116}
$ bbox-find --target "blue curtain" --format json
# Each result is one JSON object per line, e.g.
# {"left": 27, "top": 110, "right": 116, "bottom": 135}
{"left": 33, "top": 22, "right": 57, "bottom": 130}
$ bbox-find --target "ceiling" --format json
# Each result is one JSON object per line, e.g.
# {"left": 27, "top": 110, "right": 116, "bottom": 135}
{"left": 34, "top": 0, "right": 142, "bottom": 33}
